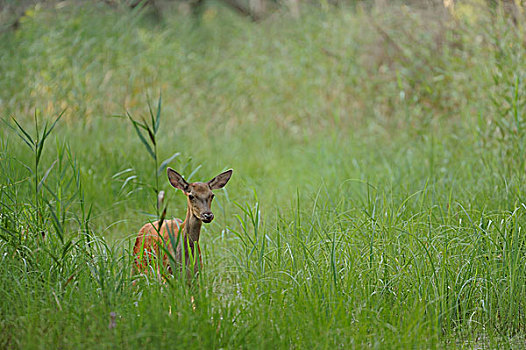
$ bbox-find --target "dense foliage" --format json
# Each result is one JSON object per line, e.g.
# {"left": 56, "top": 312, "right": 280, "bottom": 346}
{"left": 1, "top": 2, "right": 525, "bottom": 348}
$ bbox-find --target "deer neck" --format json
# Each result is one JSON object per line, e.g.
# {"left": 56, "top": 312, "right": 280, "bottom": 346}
{"left": 175, "top": 204, "right": 202, "bottom": 264}
{"left": 183, "top": 207, "right": 202, "bottom": 243}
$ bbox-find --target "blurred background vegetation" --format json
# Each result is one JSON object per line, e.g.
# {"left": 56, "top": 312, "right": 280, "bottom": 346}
{"left": 1, "top": 0, "right": 526, "bottom": 348}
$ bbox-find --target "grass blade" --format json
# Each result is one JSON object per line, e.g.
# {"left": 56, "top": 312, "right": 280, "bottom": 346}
{"left": 9, "top": 117, "right": 34, "bottom": 148}
{"left": 42, "top": 109, "right": 66, "bottom": 140}
{"left": 112, "top": 168, "right": 134, "bottom": 179}
{"left": 120, "top": 175, "right": 138, "bottom": 191}
{"left": 158, "top": 152, "right": 180, "bottom": 175}
{"left": 127, "top": 113, "right": 155, "bottom": 159}
{"left": 37, "top": 159, "right": 57, "bottom": 194}
{"left": 155, "top": 94, "right": 161, "bottom": 134}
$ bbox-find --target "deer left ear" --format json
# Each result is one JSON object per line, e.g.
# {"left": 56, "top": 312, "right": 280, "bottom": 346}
{"left": 208, "top": 169, "right": 233, "bottom": 190}
{"left": 167, "top": 168, "right": 190, "bottom": 193}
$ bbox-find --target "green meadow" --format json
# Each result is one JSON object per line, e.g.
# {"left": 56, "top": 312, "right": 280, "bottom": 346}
{"left": 1, "top": 2, "right": 525, "bottom": 348}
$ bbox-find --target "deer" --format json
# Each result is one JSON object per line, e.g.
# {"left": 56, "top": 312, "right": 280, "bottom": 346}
{"left": 133, "top": 167, "right": 233, "bottom": 282}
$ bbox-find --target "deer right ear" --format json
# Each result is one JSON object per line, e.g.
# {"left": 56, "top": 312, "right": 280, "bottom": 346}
{"left": 167, "top": 168, "right": 190, "bottom": 193}
{"left": 208, "top": 169, "right": 233, "bottom": 190}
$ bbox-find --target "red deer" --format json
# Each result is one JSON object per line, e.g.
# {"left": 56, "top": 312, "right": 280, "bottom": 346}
{"left": 133, "top": 168, "right": 232, "bottom": 281}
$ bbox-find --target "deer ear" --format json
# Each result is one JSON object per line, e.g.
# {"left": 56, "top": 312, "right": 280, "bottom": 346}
{"left": 208, "top": 169, "right": 233, "bottom": 190}
{"left": 167, "top": 168, "right": 189, "bottom": 192}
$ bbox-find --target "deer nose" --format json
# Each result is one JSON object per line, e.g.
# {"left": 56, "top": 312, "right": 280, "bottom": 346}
{"left": 202, "top": 212, "right": 214, "bottom": 223}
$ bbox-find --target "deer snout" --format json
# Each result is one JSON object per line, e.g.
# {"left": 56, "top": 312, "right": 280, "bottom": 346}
{"left": 202, "top": 212, "right": 214, "bottom": 223}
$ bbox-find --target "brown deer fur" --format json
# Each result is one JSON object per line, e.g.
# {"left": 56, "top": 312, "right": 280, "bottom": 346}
{"left": 133, "top": 168, "right": 232, "bottom": 280}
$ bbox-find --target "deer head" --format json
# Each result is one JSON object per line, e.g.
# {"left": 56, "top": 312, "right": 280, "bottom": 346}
{"left": 167, "top": 168, "right": 233, "bottom": 223}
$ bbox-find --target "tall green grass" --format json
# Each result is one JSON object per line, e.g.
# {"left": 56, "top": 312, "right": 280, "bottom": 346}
{"left": 1, "top": 1, "right": 525, "bottom": 348}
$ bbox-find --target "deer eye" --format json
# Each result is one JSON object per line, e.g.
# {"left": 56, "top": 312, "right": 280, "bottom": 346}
{"left": 211, "top": 194, "right": 215, "bottom": 200}
{"left": 188, "top": 194, "right": 195, "bottom": 200}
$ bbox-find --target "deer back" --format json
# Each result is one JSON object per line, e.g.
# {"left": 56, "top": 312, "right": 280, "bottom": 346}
{"left": 133, "top": 219, "right": 183, "bottom": 273}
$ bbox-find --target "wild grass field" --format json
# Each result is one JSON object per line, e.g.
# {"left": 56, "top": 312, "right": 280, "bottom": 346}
{"left": 1, "top": 1, "right": 525, "bottom": 348}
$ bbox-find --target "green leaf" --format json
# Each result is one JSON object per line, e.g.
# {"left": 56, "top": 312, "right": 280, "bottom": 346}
{"left": 9, "top": 117, "right": 34, "bottom": 149}
{"left": 155, "top": 94, "right": 162, "bottom": 134}
{"left": 112, "top": 168, "right": 134, "bottom": 179}
{"left": 146, "top": 126, "right": 156, "bottom": 146}
{"left": 165, "top": 220, "right": 182, "bottom": 270}
{"left": 36, "top": 122, "right": 48, "bottom": 165}
{"left": 128, "top": 113, "right": 155, "bottom": 159}
{"left": 158, "top": 152, "right": 180, "bottom": 175}
{"left": 46, "top": 199, "right": 64, "bottom": 243}
{"left": 127, "top": 112, "right": 148, "bottom": 130}
{"left": 42, "top": 109, "right": 65, "bottom": 140}
{"left": 148, "top": 99, "right": 155, "bottom": 132}
{"left": 37, "top": 160, "right": 57, "bottom": 194}
{"left": 187, "top": 164, "right": 202, "bottom": 182}
{"left": 120, "top": 175, "right": 138, "bottom": 191}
